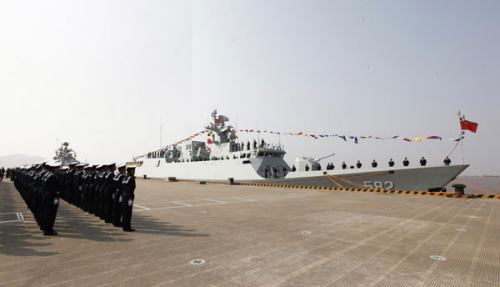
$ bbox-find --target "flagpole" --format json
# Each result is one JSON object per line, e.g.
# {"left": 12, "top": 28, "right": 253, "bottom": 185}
{"left": 458, "top": 111, "right": 464, "bottom": 164}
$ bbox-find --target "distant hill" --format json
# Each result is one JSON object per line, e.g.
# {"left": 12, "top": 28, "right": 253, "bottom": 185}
{"left": 0, "top": 153, "right": 47, "bottom": 168}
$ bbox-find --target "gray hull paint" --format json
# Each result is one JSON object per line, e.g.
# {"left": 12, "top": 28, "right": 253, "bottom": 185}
{"left": 242, "top": 164, "right": 469, "bottom": 191}
{"left": 138, "top": 159, "right": 468, "bottom": 191}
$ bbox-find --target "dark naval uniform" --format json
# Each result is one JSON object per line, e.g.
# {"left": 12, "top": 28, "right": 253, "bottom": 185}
{"left": 112, "top": 166, "right": 126, "bottom": 227}
{"left": 121, "top": 168, "right": 136, "bottom": 232}
{"left": 98, "top": 169, "right": 106, "bottom": 219}
{"left": 93, "top": 166, "right": 103, "bottom": 217}
{"left": 403, "top": 158, "right": 410, "bottom": 167}
{"left": 104, "top": 165, "right": 116, "bottom": 223}
{"left": 388, "top": 159, "right": 395, "bottom": 167}
{"left": 41, "top": 167, "right": 60, "bottom": 235}
{"left": 81, "top": 170, "right": 89, "bottom": 211}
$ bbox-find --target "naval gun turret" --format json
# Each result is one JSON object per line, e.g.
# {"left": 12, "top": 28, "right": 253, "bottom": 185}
{"left": 294, "top": 153, "right": 335, "bottom": 172}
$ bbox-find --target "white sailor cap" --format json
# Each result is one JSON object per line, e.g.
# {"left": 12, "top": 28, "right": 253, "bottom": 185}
{"left": 107, "top": 162, "right": 116, "bottom": 167}
{"left": 46, "top": 161, "right": 62, "bottom": 168}
{"left": 68, "top": 162, "right": 78, "bottom": 166}
{"left": 96, "top": 164, "right": 103, "bottom": 169}
{"left": 76, "top": 163, "right": 85, "bottom": 167}
{"left": 117, "top": 163, "right": 126, "bottom": 169}
{"left": 126, "top": 165, "right": 136, "bottom": 169}
{"left": 61, "top": 166, "right": 70, "bottom": 170}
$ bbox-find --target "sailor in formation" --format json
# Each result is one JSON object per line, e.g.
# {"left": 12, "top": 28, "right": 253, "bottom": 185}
{"left": 388, "top": 158, "right": 395, "bottom": 167}
{"left": 112, "top": 163, "right": 127, "bottom": 227}
{"left": 11, "top": 161, "right": 138, "bottom": 235}
{"left": 121, "top": 166, "right": 136, "bottom": 232}
{"left": 403, "top": 157, "right": 410, "bottom": 166}
{"left": 104, "top": 163, "right": 117, "bottom": 223}
{"left": 40, "top": 161, "right": 62, "bottom": 235}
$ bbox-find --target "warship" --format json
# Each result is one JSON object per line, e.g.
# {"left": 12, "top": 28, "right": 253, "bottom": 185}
{"left": 53, "top": 142, "right": 80, "bottom": 166}
{"left": 136, "top": 111, "right": 468, "bottom": 191}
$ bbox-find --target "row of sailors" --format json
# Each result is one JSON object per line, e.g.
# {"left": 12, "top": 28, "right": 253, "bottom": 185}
{"left": 58, "top": 162, "right": 136, "bottom": 232}
{"left": 291, "top": 156, "right": 453, "bottom": 172}
{"left": 12, "top": 161, "right": 61, "bottom": 235}
{"left": 11, "top": 161, "right": 137, "bottom": 236}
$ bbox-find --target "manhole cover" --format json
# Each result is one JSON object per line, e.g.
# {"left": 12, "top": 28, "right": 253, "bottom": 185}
{"left": 301, "top": 231, "right": 311, "bottom": 235}
{"left": 455, "top": 228, "right": 467, "bottom": 232}
{"left": 430, "top": 255, "right": 447, "bottom": 261}
{"left": 190, "top": 259, "right": 205, "bottom": 265}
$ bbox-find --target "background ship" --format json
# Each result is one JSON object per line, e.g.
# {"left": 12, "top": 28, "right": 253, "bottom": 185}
{"left": 135, "top": 111, "right": 468, "bottom": 191}
{"left": 53, "top": 142, "right": 80, "bottom": 166}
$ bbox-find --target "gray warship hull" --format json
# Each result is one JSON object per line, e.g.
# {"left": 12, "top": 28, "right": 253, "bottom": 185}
{"left": 137, "top": 158, "right": 468, "bottom": 191}
{"left": 135, "top": 110, "right": 469, "bottom": 192}
{"left": 244, "top": 164, "right": 469, "bottom": 191}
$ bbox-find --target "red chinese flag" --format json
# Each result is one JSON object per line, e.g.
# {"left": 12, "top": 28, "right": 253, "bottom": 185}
{"left": 216, "top": 119, "right": 221, "bottom": 124}
{"left": 460, "top": 120, "right": 478, "bottom": 133}
{"left": 207, "top": 138, "right": 212, "bottom": 144}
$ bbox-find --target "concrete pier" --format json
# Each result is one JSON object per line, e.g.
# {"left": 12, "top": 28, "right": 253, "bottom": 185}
{"left": 1, "top": 179, "right": 499, "bottom": 286}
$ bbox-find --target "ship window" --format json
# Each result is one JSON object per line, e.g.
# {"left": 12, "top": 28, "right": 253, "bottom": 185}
{"left": 243, "top": 160, "right": 251, "bottom": 164}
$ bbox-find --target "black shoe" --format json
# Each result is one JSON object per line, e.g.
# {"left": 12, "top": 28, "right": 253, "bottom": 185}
{"left": 43, "top": 230, "right": 58, "bottom": 236}
{"left": 123, "top": 228, "right": 135, "bottom": 232}
{"left": 113, "top": 223, "right": 123, "bottom": 227}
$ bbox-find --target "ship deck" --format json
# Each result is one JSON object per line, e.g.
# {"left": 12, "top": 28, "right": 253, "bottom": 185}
{"left": 1, "top": 178, "right": 499, "bottom": 286}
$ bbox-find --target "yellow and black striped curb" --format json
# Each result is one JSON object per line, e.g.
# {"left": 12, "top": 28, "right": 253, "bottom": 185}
{"left": 175, "top": 179, "right": 231, "bottom": 185}
{"left": 239, "top": 183, "right": 500, "bottom": 199}
{"left": 165, "top": 179, "right": 500, "bottom": 199}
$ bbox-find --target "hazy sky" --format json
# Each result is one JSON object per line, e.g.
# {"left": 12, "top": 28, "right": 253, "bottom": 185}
{"left": 1, "top": 1, "right": 498, "bottom": 175}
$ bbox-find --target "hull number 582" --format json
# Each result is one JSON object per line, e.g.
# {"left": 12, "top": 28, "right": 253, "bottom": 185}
{"left": 363, "top": 181, "right": 394, "bottom": 190}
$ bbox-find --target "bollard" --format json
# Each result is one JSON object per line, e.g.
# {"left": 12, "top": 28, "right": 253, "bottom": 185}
{"left": 143, "top": 175, "right": 147, "bottom": 179}
{"left": 452, "top": 183, "right": 466, "bottom": 195}
{"left": 228, "top": 178, "right": 234, "bottom": 185}
{"left": 168, "top": 177, "right": 177, "bottom": 182}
